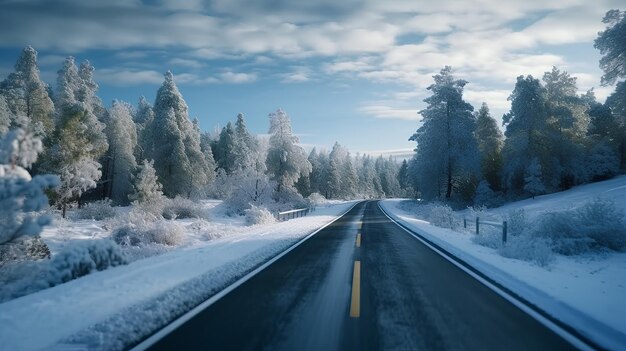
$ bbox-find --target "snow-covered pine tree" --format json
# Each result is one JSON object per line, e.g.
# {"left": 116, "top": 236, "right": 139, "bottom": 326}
{"left": 326, "top": 142, "right": 345, "bottom": 199}
{"left": 605, "top": 82, "right": 626, "bottom": 170}
{"left": 265, "top": 109, "right": 311, "bottom": 195}
{"left": 134, "top": 96, "right": 155, "bottom": 161}
{"left": 104, "top": 100, "right": 138, "bottom": 205}
{"left": 0, "top": 46, "right": 55, "bottom": 141}
{"left": 214, "top": 122, "right": 237, "bottom": 174}
{"left": 340, "top": 153, "right": 358, "bottom": 199}
{"left": 0, "top": 95, "right": 11, "bottom": 135}
{"left": 474, "top": 103, "right": 503, "bottom": 191}
{"left": 50, "top": 58, "right": 108, "bottom": 217}
{"left": 409, "top": 66, "right": 479, "bottom": 201}
{"left": 524, "top": 157, "right": 545, "bottom": 199}
{"left": 502, "top": 75, "right": 549, "bottom": 194}
{"left": 595, "top": 9, "right": 626, "bottom": 86}
{"left": 129, "top": 159, "right": 164, "bottom": 211}
{"left": 0, "top": 128, "right": 58, "bottom": 246}
{"left": 151, "top": 71, "right": 211, "bottom": 197}
{"left": 542, "top": 67, "right": 588, "bottom": 189}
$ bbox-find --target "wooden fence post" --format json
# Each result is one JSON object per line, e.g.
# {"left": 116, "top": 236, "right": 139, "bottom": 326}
{"left": 476, "top": 217, "right": 480, "bottom": 235}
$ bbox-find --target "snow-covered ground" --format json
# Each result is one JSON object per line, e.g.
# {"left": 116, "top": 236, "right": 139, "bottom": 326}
{"left": 381, "top": 175, "right": 626, "bottom": 350}
{"left": 0, "top": 200, "right": 357, "bottom": 351}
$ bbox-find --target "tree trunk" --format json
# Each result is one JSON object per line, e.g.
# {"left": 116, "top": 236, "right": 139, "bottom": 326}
{"left": 62, "top": 203, "right": 67, "bottom": 218}
{"left": 446, "top": 160, "right": 452, "bottom": 199}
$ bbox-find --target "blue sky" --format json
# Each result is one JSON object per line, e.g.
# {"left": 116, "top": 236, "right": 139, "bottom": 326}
{"left": 0, "top": 0, "right": 621, "bottom": 157}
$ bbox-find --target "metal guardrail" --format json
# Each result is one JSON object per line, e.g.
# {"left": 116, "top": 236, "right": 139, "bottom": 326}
{"left": 464, "top": 217, "right": 508, "bottom": 244}
{"left": 277, "top": 207, "right": 315, "bottom": 221}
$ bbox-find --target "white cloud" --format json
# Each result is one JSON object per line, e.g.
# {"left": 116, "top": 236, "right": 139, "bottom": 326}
{"left": 359, "top": 105, "right": 419, "bottom": 121}
{"left": 219, "top": 71, "right": 257, "bottom": 84}
{"left": 168, "top": 58, "right": 204, "bottom": 68}
{"left": 95, "top": 69, "right": 164, "bottom": 86}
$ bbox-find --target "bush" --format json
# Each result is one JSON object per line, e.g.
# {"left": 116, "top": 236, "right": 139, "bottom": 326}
{"left": 73, "top": 199, "right": 117, "bottom": 220}
{"left": 245, "top": 205, "right": 276, "bottom": 226}
{"left": 307, "top": 192, "right": 327, "bottom": 207}
{"left": 428, "top": 205, "right": 457, "bottom": 229}
{"left": 506, "top": 209, "right": 528, "bottom": 236}
{"left": 0, "top": 239, "right": 127, "bottom": 302}
{"left": 499, "top": 234, "right": 554, "bottom": 267}
{"left": 52, "top": 239, "right": 128, "bottom": 282}
{"left": 111, "top": 216, "right": 185, "bottom": 247}
{"left": 0, "top": 236, "right": 50, "bottom": 266}
{"left": 533, "top": 198, "right": 626, "bottom": 255}
{"left": 162, "top": 196, "right": 206, "bottom": 220}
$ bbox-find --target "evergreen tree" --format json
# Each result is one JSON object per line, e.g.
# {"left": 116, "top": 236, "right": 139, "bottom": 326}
{"left": 474, "top": 103, "right": 503, "bottom": 190}
{"left": 605, "top": 82, "right": 626, "bottom": 169}
{"left": 151, "top": 71, "right": 212, "bottom": 197}
{"left": 397, "top": 159, "right": 411, "bottom": 193}
{"left": 50, "top": 58, "right": 108, "bottom": 216}
{"left": 409, "top": 66, "right": 479, "bottom": 200}
{"left": 0, "top": 95, "right": 11, "bottom": 135}
{"left": 595, "top": 10, "right": 626, "bottom": 86}
{"left": 104, "top": 100, "right": 137, "bottom": 204}
{"left": 307, "top": 148, "right": 321, "bottom": 194}
{"left": 265, "top": 109, "right": 311, "bottom": 194}
{"left": 340, "top": 153, "right": 358, "bottom": 199}
{"left": 326, "top": 142, "right": 345, "bottom": 198}
{"left": 502, "top": 75, "right": 549, "bottom": 193}
{"left": 135, "top": 96, "right": 155, "bottom": 161}
{"left": 129, "top": 159, "right": 164, "bottom": 207}
{"left": 215, "top": 122, "right": 237, "bottom": 174}
{"left": 0, "top": 46, "right": 55, "bottom": 140}
{"left": 542, "top": 67, "right": 588, "bottom": 189}
{"left": 524, "top": 157, "right": 545, "bottom": 199}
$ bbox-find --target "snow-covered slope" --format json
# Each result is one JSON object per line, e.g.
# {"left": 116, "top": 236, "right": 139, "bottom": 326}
{"left": 0, "top": 201, "right": 358, "bottom": 351}
{"left": 381, "top": 176, "right": 626, "bottom": 350}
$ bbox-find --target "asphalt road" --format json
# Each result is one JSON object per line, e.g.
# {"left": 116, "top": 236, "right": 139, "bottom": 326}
{"left": 146, "top": 201, "right": 577, "bottom": 351}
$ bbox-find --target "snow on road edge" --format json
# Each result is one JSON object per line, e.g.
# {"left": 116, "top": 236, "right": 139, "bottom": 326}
{"left": 380, "top": 199, "right": 626, "bottom": 351}
{"left": 0, "top": 201, "right": 358, "bottom": 351}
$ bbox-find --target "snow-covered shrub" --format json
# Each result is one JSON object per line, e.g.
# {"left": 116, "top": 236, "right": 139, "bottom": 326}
{"left": 162, "top": 196, "right": 206, "bottom": 219}
{"left": 73, "top": 199, "right": 117, "bottom": 220}
{"left": 471, "top": 230, "right": 503, "bottom": 249}
{"left": 0, "top": 239, "right": 127, "bottom": 302}
{"left": 574, "top": 197, "right": 626, "bottom": 251}
{"left": 245, "top": 205, "right": 276, "bottom": 226}
{"left": 111, "top": 215, "right": 185, "bottom": 247}
{"left": 532, "top": 198, "right": 626, "bottom": 255}
{"left": 0, "top": 236, "right": 50, "bottom": 266}
{"left": 583, "top": 141, "right": 619, "bottom": 182}
{"left": 129, "top": 160, "right": 166, "bottom": 216}
{"left": 224, "top": 172, "right": 274, "bottom": 215}
{"left": 506, "top": 209, "right": 528, "bottom": 236}
{"left": 499, "top": 235, "right": 554, "bottom": 267}
{"left": 428, "top": 204, "right": 457, "bottom": 229}
{"left": 307, "top": 192, "right": 327, "bottom": 207}
{"left": 52, "top": 239, "right": 127, "bottom": 283}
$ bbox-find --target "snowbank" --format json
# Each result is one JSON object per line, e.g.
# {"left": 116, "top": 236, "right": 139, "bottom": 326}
{"left": 0, "top": 201, "right": 358, "bottom": 351}
{"left": 381, "top": 177, "right": 626, "bottom": 350}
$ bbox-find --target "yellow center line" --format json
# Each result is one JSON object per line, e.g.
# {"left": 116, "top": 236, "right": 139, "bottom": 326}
{"left": 357, "top": 222, "right": 362, "bottom": 230}
{"left": 350, "top": 261, "right": 361, "bottom": 318}
{"left": 356, "top": 233, "right": 361, "bottom": 247}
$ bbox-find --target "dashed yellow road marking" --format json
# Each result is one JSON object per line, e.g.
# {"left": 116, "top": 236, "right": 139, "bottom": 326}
{"left": 350, "top": 261, "right": 361, "bottom": 318}
{"left": 356, "top": 233, "right": 361, "bottom": 247}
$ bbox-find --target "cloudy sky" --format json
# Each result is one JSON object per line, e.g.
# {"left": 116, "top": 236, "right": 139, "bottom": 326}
{"left": 0, "top": 0, "right": 621, "bottom": 157}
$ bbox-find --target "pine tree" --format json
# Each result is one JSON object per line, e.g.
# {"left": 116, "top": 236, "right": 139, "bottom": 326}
{"left": 502, "top": 75, "right": 549, "bottom": 193}
{"left": 605, "top": 82, "right": 626, "bottom": 169}
{"left": 265, "top": 109, "right": 311, "bottom": 194}
{"left": 215, "top": 122, "right": 237, "bottom": 174}
{"left": 0, "top": 95, "right": 11, "bottom": 135}
{"left": 50, "top": 58, "right": 108, "bottom": 216}
{"left": 129, "top": 159, "right": 164, "bottom": 208}
{"left": 135, "top": 96, "right": 155, "bottom": 161}
{"left": 326, "top": 142, "right": 344, "bottom": 199}
{"left": 409, "top": 66, "right": 479, "bottom": 200}
{"left": 0, "top": 46, "right": 55, "bottom": 141}
{"left": 340, "top": 153, "right": 358, "bottom": 199}
{"left": 474, "top": 103, "right": 503, "bottom": 190}
{"left": 104, "top": 100, "right": 137, "bottom": 204}
{"left": 151, "top": 71, "right": 211, "bottom": 197}
{"left": 595, "top": 10, "right": 626, "bottom": 86}
{"left": 524, "top": 157, "right": 545, "bottom": 199}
